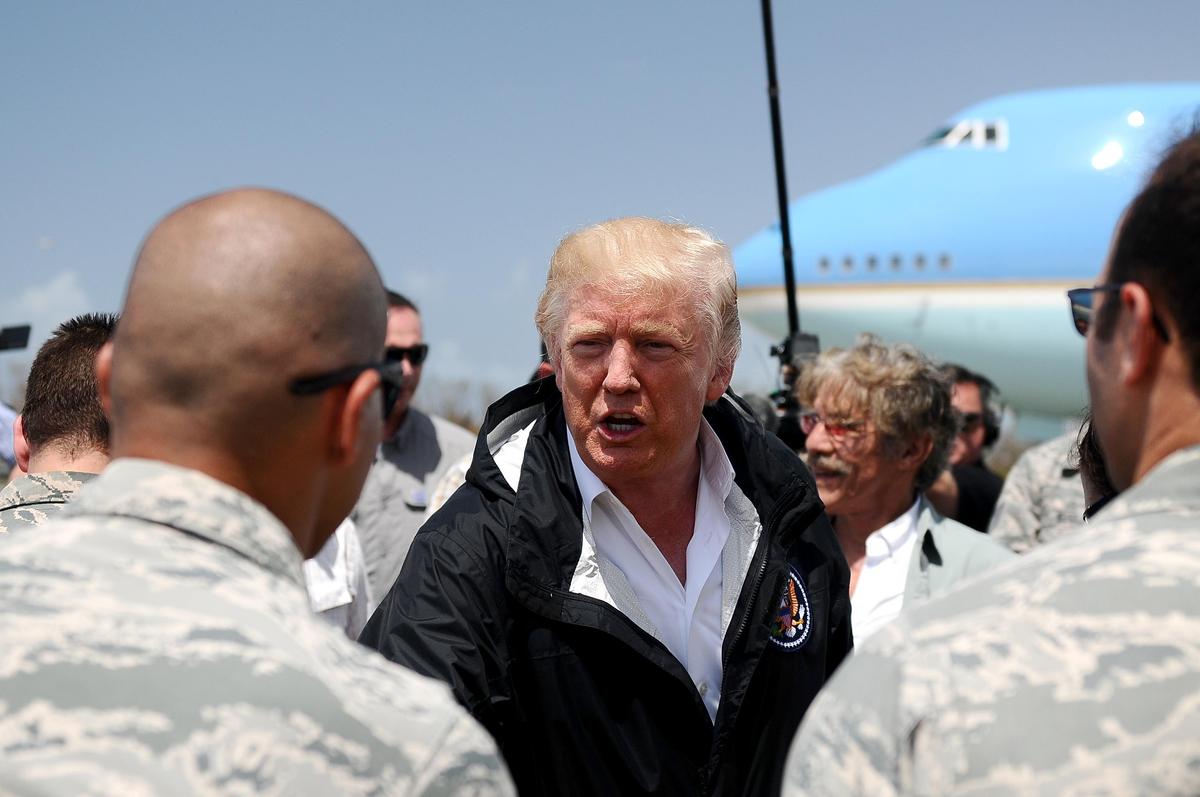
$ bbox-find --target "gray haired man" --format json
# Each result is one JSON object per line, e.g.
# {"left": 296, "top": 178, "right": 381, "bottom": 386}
{"left": 783, "top": 129, "right": 1200, "bottom": 796}
{"left": 797, "top": 334, "right": 1012, "bottom": 643}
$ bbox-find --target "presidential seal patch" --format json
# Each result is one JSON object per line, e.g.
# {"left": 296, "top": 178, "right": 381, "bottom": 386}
{"left": 769, "top": 566, "right": 811, "bottom": 650}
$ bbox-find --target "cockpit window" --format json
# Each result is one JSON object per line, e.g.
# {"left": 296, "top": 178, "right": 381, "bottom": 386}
{"left": 925, "top": 119, "right": 1008, "bottom": 150}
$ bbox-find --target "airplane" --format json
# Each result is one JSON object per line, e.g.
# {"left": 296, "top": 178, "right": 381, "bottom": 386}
{"left": 733, "top": 83, "right": 1200, "bottom": 435}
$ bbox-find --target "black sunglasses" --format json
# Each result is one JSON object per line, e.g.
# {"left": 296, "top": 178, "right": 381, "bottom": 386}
{"left": 289, "top": 360, "right": 406, "bottom": 420}
{"left": 958, "top": 411, "right": 984, "bottom": 431}
{"left": 1067, "top": 284, "right": 1170, "bottom": 341}
{"left": 386, "top": 343, "right": 429, "bottom": 367}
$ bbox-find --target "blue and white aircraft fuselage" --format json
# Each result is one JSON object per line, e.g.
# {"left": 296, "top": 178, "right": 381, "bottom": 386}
{"left": 734, "top": 83, "right": 1200, "bottom": 424}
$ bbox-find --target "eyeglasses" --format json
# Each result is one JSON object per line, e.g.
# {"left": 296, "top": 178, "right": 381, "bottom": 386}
{"left": 1067, "top": 284, "right": 1170, "bottom": 341}
{"left": 386, "top": 344, "right": 429, "bottom": 367}
{"left": 799, "top": 411, "right": 867, "bottom": 441}
{"left": 289, "top": 360, "right": 406, "bottom": 420}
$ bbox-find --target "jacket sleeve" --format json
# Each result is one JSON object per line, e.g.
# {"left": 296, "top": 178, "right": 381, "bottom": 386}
{"left": 358, "top": 516, "right": 513, "bottom": 739}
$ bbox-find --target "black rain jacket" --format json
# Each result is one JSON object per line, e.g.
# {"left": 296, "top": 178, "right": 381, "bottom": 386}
{"left": 360, "top": 380, "right": 852, "bottom": 796}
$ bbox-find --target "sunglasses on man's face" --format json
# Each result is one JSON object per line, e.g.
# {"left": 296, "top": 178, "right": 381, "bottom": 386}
{"left": 958, "top": 412, "right": 984, "bottom": 432}
{"left": 1066, "top": 284, "right": 1171, "bottom": 341}
{"left": 386, "top": 343, "right": 429, "bottom": 367}
{"left": 289, "top": 360, "right": 406, "bottom": 421}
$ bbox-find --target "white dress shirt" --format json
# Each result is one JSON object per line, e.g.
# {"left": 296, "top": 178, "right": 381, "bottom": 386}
{"left": 303, "top": 518, "right": 374, "bottom": 640}
{"left": 849, "top": 497, "right": 921, "bottom": 643}
{"left": 566, "top": 420, "right": 736, "bottom": 721}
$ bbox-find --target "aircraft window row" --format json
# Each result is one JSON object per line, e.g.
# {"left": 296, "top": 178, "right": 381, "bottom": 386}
{"left": 817, "top": 253, "right": 953, "bottom": 274}
{"left": 924, "top": 119, "right": 1008, "bottom": 150}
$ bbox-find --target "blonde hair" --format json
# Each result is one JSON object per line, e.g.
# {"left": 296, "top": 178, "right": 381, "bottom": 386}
{"left": 797, "top": 334, "right": 955, "bottom": 490}
{"left": 534, "top": 218, "right": 740, "bottom": 370}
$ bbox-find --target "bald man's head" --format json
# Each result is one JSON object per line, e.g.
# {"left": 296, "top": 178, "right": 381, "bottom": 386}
{"left": 111, "top": 188, "right": 385, "bottom": 434}
{"left": 103, "top": 189, "right": 388, "bottom": 551}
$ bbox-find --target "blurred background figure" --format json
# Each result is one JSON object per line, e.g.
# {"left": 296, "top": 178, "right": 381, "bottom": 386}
{"left": 0, "top": 401, "right": 16, "bottom": 481}
{"left": 0, "top": 313, "right": 116, "bottom": 533}
{"left": 352, "top": 290, "right": 475, "bottom": 601}
{"left": 988, "top": 422, "right": 1086, "bottom": 553}
{"left": 797, "top": 335, "right": 1012, "bottom": 642}
{"left": 926, "top": 364, "right": 1004, "bottom": 531}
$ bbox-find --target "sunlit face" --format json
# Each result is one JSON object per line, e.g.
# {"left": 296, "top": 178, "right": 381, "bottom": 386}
{"left": 948, "top": 381, "right": 986, "bottom": 465}
{"left": 555, "top": 283, "right": 730, "bottom": 493}
{"left": 804, "top": 387, "right": 902, "bottom": 517}
{"left": 384, "top": 306, "right": 423, "bottom": 435}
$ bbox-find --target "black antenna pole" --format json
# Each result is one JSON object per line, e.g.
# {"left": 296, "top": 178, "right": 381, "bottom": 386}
{"left": 760, "top": 0, "right": 800, "bottom": 338}
{"left": 759, "top": 0, "right": 818, "bottom": 449}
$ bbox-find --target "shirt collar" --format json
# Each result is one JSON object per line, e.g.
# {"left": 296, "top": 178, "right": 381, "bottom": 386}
{"left": 565, "top": 417, "right": 736, "bottom": 524}
{"left": 67, "top": 458, "right": 306, "bottom": 589}
{"left": 864, "top": 496, "right": 921, "bottom": 559}
{"left": 0, "top": 471, "right": 95, "bottom": 510}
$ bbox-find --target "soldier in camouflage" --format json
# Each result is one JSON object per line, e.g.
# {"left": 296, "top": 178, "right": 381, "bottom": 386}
{"left": 783, "top": 129, "right": 1200, "bottom": 795}
{"left": 0, "top": 313, "right": 117, "bottom": 534}
{"left": 986, "top": 428, "right": 1086, "bottom": 553}
{"left": 0, "top": 189, "right": 513, "bottom": 795}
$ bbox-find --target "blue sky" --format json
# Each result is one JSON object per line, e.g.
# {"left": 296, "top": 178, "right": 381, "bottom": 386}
{"left": 2, "top": 2, "right": 1197, "bottom": 412}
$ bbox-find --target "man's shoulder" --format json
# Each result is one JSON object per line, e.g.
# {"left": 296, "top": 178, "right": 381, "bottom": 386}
{"left": 926, "top": 510, "right": 1013, "bottom": 559}
{"left": 0, "top": 511, "right": 510, "bottom": 791}
{"left": 794, "top": 518, "right": 1200, "bottom": 793}
{"left": 0, "top": 471, "right": 93, "bottom": 520}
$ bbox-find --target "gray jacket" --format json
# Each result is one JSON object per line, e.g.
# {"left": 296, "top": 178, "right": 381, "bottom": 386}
{"left": 904, "top": 497, "right": 1015, "bottom": 606}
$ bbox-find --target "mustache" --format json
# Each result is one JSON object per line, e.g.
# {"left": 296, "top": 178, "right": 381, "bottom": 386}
{"left": 808, "top": 455, "right": 850, "bottom": 476}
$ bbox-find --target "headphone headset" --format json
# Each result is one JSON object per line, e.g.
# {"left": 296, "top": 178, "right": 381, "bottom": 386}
{"left": 944, "top": 364, "right": 1002, "bottom": 449}
{"left": 976, "top": 376, "right": 1001, "bottom": 448}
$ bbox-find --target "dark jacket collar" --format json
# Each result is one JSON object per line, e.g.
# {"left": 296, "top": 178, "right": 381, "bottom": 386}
{"left": 466, "top": 380, "right": 823, "bottom": 593}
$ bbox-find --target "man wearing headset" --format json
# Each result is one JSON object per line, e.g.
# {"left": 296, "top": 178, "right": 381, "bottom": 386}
{"left": 926, "top": 364, "right": 1004, "bottom": 531}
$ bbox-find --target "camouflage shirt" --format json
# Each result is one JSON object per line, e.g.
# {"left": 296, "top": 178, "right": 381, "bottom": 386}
{"left": 0, "top": 470, "right": 95, "bottom": 534}
{"left": 783, "top": 444, "right": 1200, "bottom": 796}
{"left": 0, "top": 458, "right": 513, "bottom": 796}
{"left": 988, "top": 430, "right": 1087, "bottom": 553}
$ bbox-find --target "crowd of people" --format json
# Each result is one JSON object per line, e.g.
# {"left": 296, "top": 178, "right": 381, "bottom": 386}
{"left": 0, "top": 128, "right": 1196, "bottom": 795}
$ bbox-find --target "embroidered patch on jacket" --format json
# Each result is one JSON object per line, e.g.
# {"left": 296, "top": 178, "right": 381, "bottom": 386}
{"left": 768, "top": 566, "right": 811, "bottom": 650}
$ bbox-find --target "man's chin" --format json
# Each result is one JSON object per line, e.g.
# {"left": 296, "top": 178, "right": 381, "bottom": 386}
{"left": 384, "top": 406, "right": 410, "bottom": 439}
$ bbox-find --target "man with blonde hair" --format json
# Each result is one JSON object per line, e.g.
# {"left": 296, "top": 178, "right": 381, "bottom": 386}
{"left": 797, "top": 335, "right": 1012, "bottom": 642}
{"left": 362, "top": 217, "right": 852, "bottom": 796}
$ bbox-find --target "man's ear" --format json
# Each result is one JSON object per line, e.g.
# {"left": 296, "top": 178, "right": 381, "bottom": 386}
{"left": 899, "top": 432, "right": 934, "bottom": 474}
{"left": 13, "top": 414, "right": 30, "bottom": 473}
{"left": 1118, "top": 283, "right": 1167, "bottom": 386}
{"left": 329, "top": 370, "right": 383, "bottom": 466}
{"left": 706, "top": 360, "right": 734, "bottom": 403}
{"left": 95, "top": 342, "right": 115, "bottom": 421}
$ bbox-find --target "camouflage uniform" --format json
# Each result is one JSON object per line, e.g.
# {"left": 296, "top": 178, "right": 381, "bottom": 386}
{"left": 988, "top": 430, "right": 1086, "bottom": 553}
{"left": 783, "top": 444, "right": 1200, "bottom": 796}
{"left": 0, "top": 458, "right": 513, "bottom": 796}
{"left": 0, "top": 470, "right": 95, "bottom": 534}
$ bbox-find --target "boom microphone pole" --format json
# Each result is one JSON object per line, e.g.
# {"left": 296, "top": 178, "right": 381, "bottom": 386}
{"left": 759, "top": 0, "right": 818, "bottom": 448}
